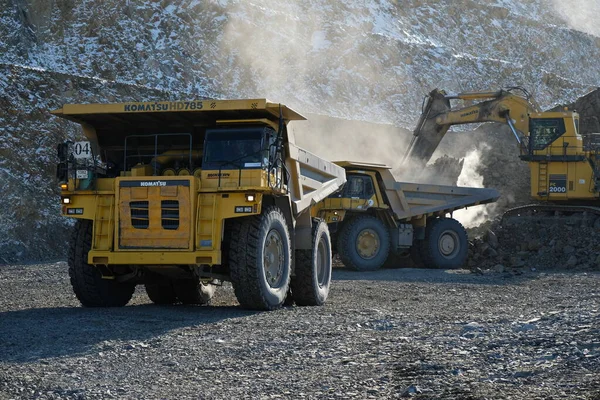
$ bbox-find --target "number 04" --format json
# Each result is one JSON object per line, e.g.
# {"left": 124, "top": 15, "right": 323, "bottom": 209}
{"left": 73, "top": 141, "right": 92, "bottom": 159}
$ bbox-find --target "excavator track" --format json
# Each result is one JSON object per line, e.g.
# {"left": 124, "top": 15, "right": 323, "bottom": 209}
{"left": 501, "top": 203, "right": 600, "bottom": 225}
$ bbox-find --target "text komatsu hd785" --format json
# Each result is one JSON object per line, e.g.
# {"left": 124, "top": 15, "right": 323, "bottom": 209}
{"left": 54, "top": 99, "right": 345, "bottom": 310}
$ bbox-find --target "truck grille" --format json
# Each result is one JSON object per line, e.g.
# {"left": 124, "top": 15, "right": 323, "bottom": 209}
{"left": 118, "top": 178, "right": 191, "bottom": 249}
{"left": 130, "top": 201, "right": 149, "bottom": 229}
{"left": 161, "top": 200, "right": 179, "bottom": 230}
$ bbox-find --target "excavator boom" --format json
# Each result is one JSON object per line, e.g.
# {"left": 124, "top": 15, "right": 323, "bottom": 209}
{"left": 403, "top": 87, "right": 539, "bottom": 168}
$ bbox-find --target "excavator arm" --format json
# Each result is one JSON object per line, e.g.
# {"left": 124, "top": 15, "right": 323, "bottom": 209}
{"left": 403, "top": 88, "right": 540, "bottom": 168}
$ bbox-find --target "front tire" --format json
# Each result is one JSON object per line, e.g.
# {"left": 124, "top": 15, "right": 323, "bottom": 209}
{"left": 418, "top": 218, "right": 468, "bottom": 269}
{"left": 291, "top": 219, "right": 332, "bottom": 306}
{"left": 229, "top": 206, "right": 291, "bottom": 310}
{"left": 68, "top": 220, "right": 135, "bottom": 307}
{"left": 337, "top": 216, "right": 390, "bottom": 271}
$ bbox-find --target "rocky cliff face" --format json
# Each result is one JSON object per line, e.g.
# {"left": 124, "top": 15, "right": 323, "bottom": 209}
{"left": 1, "top": 0, "right": 599, "bottom": 263}
{"left": 0, "top": 64, "right": 178, "bottom": 262}
{"left": 3, "top": 1, "right": 600, "bottom": 120}
{"left": 563, "top": 88, "right": 600, "bottom": 134}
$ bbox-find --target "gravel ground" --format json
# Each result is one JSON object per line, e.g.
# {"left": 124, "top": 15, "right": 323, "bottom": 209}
{"left": 0, "top": 262, "right": 599, "bottom": 400}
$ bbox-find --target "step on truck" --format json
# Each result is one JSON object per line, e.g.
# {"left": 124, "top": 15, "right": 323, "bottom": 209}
{"left": 313, "top": 162, "right": 500, "bottom": 271}
{"left": 54, "top": 99, "right": 346, "bottom": 310}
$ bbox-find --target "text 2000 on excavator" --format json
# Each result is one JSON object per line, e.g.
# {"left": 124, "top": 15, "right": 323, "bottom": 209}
{"left": 404, "top": 87, "right": 600, "bottom": 214}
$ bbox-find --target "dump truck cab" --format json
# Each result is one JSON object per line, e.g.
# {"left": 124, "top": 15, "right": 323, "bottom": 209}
{"left": 313, "top": 162, "right": 499, "bottom": 271}
{"left": 54, "top": 99, "right": 345, "bottom": 310}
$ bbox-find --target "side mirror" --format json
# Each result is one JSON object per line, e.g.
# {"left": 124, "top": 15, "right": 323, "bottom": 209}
{"left": 57, "top": 142, "right": 69, "bottom": 162}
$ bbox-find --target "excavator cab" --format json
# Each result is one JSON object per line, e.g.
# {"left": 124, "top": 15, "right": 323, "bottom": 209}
{"left": 521, "top": 113, "right": 582, "bottom": 159}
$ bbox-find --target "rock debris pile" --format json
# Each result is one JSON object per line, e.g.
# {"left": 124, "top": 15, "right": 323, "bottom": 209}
{"left": 469, "top": 211, "right": 600, "bottom": 272}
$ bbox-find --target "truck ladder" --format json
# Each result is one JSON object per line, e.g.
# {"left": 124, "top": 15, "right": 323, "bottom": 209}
{"left": 93, "top": 196, "right": 114, "bottom": 251}
{"left": 537, "top": 162, "right": 549, "bottom": 197}
{"left": 197, "top": 194, "right": 217, "bottom": 250}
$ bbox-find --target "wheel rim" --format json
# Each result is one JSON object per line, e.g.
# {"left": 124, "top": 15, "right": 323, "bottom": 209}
{"left": 316, "top": 236, "right": 328, "bottom": 287}
{"left": 356, "top": 228, "right": 380, "bottom": 259}
{"left": 264, "top": 229, "right": 285, "bottom": 288}
{"left": 439, "top": 230, "right": 460, "bottom": 259}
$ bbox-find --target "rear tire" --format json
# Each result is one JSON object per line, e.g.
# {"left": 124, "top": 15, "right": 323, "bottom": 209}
{"left": 337, "top": 216, "right": 390, "bottom": 271}
{"left": 229, "top": 206, "right": 291, "bottom": 310}
{"left": 419, "top": 218, "right": 468, "bottom": 269}
{"left": 291, "top": 219, "right": 332, "bottom": 306}
{"left": 68, "top": 220, "right": 135, "bottom": 307}
{"left": 173, "top": 279, "right": 215, "bottom": 305}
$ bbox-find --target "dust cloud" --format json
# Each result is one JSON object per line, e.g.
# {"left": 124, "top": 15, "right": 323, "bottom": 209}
{"left": 552, "top": 0, "right": 600, "bottom": 37}
{"left": 293, "top": 114, "right": 411, "bottom": 169}
{"left": 219, "top": 1, "right": 499, "bottom": 228}
{"left": 219, "top": 2, "right": 412, "bottom": 168}
{"left": 453, "top": 146, "right": 498, "bottom": 227}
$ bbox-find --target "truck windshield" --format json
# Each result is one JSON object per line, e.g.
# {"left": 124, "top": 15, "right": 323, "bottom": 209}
{"left": 203, "top": 128, "right": 268, "bottom": 170}
{"left": 328, "top": 174, "right": 375, "bottom": 200}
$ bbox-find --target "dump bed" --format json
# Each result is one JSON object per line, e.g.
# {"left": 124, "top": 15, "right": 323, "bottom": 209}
{"left": 286, "top": 143, "right": 346, "bottom": 216}
{"left": 337, "top": 161, "right": 499, "bottom": 221}
{"left": 383, "top": 181, "right": 499, "bottom": 221}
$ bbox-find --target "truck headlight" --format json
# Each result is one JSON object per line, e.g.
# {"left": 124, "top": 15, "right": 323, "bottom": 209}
{"left": 62, "top": 197, "right": 71, "bottom": 204}
{"left": 245, "top": 194, "right": 255, "bottom": 202}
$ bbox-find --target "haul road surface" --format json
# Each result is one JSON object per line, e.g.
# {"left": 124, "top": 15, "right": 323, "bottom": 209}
{"left": 0, "top": 262, "right": 599, "bottom": 399}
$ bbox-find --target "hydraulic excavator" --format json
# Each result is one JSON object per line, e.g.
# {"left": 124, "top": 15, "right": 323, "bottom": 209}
{"left": 403, "top": 88, "right": 600, "bottom": 216}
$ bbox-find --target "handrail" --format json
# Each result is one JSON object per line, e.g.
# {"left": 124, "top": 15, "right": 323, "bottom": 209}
{"left": 123, "top": 133, "right": 193, "bottom": 175}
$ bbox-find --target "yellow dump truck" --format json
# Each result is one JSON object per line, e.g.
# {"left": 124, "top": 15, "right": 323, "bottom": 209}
{"left": 54, "top": 99, "right": 345, "bottom": 310}
{"left": 313, "top": 162, "right": 499, "bottom": 271}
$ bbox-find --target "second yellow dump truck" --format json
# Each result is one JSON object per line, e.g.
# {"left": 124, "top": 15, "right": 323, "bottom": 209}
{"left": 313, "top": 162, "right": 500, "bottom": 271}
{"left": 54, "top": 99, "right": 346, "bottom": 310}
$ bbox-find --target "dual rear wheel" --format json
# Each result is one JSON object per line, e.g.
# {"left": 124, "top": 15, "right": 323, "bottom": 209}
{"left": 336, "top": 216, "right": 468, "bottom": 270}
{"left": 228, "top": 207, "right": 332, "bottom": 310}
{"left": 416, "top": 217, "right": 468, "bottom": 270}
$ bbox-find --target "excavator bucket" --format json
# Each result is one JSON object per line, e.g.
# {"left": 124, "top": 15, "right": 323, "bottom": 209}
{"left": 403, "top": 89, "right": 452, "bottom": 167}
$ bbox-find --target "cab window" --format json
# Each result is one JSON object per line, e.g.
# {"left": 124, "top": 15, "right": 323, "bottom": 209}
{"left": 341, "top": 175, "right": 375, "bottom": 199}
{"left": 530, "top": 118, "right": 566, "bottom": 150}
{"left": 203, "top": 127, "right": 270, "bottom": 170}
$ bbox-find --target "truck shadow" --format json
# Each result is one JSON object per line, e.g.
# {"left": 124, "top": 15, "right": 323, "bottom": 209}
{"left": 0, "top": 303, "right": 257, "bottom": 363}
{"left": 332, "top": 266, "right": 543, "bottom": 285}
